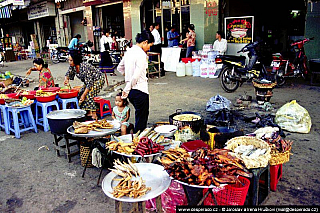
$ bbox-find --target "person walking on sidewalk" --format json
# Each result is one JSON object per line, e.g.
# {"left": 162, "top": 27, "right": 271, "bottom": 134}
{"left": 181, "top": 24, "right": 196, "bottom": 58}
{"left": 99, "top": 29, "right": 114, "bottom": 82}
{"left": 117, "top": 30, "right": 154, "bottom": 133}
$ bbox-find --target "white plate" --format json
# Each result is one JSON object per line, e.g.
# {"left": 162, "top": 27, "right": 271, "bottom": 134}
{"left": 118, "top": 134, "right": 133, "bottom": 143}
{"left": 102, "top": 163, "right": 171, "bottom": 202}
{"left": 67, "top": 120, "right": 120, "bottom": 137}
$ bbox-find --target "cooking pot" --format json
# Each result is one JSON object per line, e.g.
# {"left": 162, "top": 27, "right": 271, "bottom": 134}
{"left": 46, "top": 109, "right": 86, "bottom": 134}
{"left": 169, "top": 109, "right": 204, "bottom": 133}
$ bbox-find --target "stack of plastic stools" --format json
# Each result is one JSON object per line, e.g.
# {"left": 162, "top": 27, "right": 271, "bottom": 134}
{"left": 58, "top": 97, "right": 79, "bottom": 110}
{"left": 7, "top": 105, "right": 38, "bottom": 139}
{"left": 0, "top": 105, "right": 9, "bottom": 134}
{"left": 248, "top": 165, "right": 270, "bottom": 206}
{"left": 270, "top": 164, "right": 283, "bottom": 191}
{"left": 93, "top": 97, "right": 112, "bottom": 117}
{"left": 36, "top": 100, "right": 59, "bottom": 132}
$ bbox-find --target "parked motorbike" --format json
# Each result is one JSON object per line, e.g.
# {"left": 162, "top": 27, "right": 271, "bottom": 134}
{"left": 215, "top": 41, "right": 276, "bottom": 93}
{"left": 51, "top": 47, "right": 69, "bottom": 64}
{"left": 270, "top": 37, "right": 314, "bottom": 86}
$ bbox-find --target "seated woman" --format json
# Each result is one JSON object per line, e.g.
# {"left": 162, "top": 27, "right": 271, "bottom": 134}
{"left": 26, "top": 58, "right": 54, "bottom": 89}
{"left": 64, "top": 54, "right": 105, "bottom": 120}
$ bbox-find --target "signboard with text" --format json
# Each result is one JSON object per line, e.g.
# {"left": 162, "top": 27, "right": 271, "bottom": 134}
{"left": 224, "top": 16, "right": 254, "bottom": 44}
{"left": 27, "top": 1, "right": 55, "bottom": 20}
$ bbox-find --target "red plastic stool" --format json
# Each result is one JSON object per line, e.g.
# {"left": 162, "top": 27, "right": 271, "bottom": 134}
{"left": 270, "top": 164, "right": 283, "bottom": 192}
{"left": 94, "top": 97, "right": 112, "bottom": 117}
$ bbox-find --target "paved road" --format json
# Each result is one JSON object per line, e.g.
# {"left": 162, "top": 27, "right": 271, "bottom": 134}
{"left": 0, "top": 59, "right": 319, "bottom": 211}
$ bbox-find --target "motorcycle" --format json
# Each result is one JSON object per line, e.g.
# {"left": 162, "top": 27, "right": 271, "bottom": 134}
{"left": 270, "top": 37, "right": 314, "bottom": 86}
{"left": 51, "top": 47, "right": 69, "bottom": 64}
{"left": 215, "top": 41, "right": 276, "bottom": 93}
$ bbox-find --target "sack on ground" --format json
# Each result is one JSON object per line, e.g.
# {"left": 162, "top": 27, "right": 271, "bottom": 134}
{"left": 275, "top": 100, "right": 312, "bottom": 133}
{"left": 206, "top": 94, "right": 231, "bottom": 112}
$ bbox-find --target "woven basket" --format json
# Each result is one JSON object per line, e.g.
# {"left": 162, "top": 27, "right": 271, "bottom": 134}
{"left": 252, "top": 79, "right": 277, "bottom": 89}
{"left": 0, "top": 78, "right": 13, "bottom": 86}
{"left": 226, "top": 136, "right": 271, "bottom": 169}
{"left": 269, "top": 148, "right": 292, "bottom": 166}
{"left": 80, "top": 145, "right": 93, "bottom": 167}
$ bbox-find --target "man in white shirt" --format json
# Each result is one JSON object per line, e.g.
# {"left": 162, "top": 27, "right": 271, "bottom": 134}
{"left": 118, "top": 30, "right": 154, "bottom": 133}
{"left": 150, "top": 23, "right": 165, "bottom": 76}
{"left": 213, "top": 31, "right": 227, "bottom": 55}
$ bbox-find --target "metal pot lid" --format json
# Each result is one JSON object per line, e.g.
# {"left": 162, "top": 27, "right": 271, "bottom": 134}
{"left": 46, "top": 109, "right": 86, "bottom": 119}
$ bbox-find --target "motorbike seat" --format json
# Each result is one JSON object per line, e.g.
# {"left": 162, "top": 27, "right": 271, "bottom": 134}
{"left": 220, "top": 55, "right": 246, "bottom": 63}
{"left": 91, "top": 51, "right": 100, "bottom": 54}
{"left": 56, "top": 47, "right": 69, "bottom": 52}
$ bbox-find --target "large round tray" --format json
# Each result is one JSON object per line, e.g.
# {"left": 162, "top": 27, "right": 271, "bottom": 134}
{"left": 112, "top": 150, "right": 162, "bottom": 158}
{"left": 171, "top": 178, "right": 227, "bottom": 190}
{"left": 67, "top": 120, "right": 120, "bottom": 138}
{"left": 102, "top": 163, "right": 171, "bottom": 202}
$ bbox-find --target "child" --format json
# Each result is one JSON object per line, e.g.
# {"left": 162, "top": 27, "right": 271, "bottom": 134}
{"left": 112, "top": 91, "right": 130, "bottom": 135}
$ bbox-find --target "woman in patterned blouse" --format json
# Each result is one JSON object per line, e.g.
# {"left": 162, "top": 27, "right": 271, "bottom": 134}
{"left": 26, "top": 58, "right": 55, "bottom": 89}
{"left": 64, "top": 54, "right": 105, "bottom": 120}
{"left": 181, "top": 24, "right": 196, "bottom": 58}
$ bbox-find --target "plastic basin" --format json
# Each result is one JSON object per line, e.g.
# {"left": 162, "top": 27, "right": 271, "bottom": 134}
{"left": 181, "top": 140, "right": 209, "bottom": 152}
{"left": 58, "top": 89, "right": 79, "bottom": 99}
{"left": 35, "top": 93, "right": 57, "bottom": 102}
{"left": 41, "top": 87, "right": 60, "bottom": 92}
{"left": 21, "top": 91, "right": 36, "bottom": 100}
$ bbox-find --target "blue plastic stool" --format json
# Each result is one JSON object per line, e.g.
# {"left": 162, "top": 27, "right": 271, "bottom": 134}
{"left": 35, "top": 100, "right": 59, "bottom": 132}
{"left": 58, "top": 97, "right": 79, "bottom": 110}
{"left": 7, "top": 105, "right": 38, "bottom": 139}
{"left": 0, "top": 105, "right": 9, "bottom": 134}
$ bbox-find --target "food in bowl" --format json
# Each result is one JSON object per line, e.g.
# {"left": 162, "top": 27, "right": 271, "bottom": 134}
{"left": 173, "top": 114, "right": 201, "bottom": 121}
{"left": 36, "top": 90, "right": 56, "bottom": 97}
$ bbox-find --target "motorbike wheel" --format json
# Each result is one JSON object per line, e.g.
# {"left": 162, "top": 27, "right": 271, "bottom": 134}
{"left": 276, "top": 69, "right": 286, "bottom": 86}
{"left": 51, "top": 54, "right": 59, "bottom": 64}
{"left": 220, "top": 66, "right": 240, "bottom": 93}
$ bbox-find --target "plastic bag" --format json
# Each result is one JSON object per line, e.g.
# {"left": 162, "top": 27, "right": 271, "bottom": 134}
{"left": 206, "top": 95, "right": 231, "bottom": 112}
{"left": 275, "top": 100, "right": 312, "bottom": 133}
{"left": 146, "top": 181, "right": 187, "bottom": 213}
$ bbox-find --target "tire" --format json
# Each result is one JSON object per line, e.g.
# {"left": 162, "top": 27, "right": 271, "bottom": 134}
{"left": 276, "top": 69, "right": 285, "bottom": 86}
{"left": 51, "top": 54, "right": 59, "bottom": 64}
{"left": 220, "top": 66, "right": 240, "bottom": 93}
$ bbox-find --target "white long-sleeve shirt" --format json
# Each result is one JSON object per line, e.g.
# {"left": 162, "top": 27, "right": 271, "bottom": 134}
{"left": 117, "top": 45, "right": 148, "bottom": 94}
{"left": 100, "top": 35, "right": 113, "bottom": 52}
{"left": 151, "top": 29, "right": 161, "bottom": 45}
{"left": 213, "top": 38, "right": 228, "bottom": 54}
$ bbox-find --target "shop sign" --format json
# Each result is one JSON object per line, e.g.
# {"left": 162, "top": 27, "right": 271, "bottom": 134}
{"left": 224, "top": 16, "right": 254, "bottom": 44}
{"left": 13, "top": 0, "right": 24, "bottom": 6}
{"left": 83, "top": 0, "right": 102, "bottom": 6}
{"left": 205, "top": 0, "right": 218, "bottom": 17}
{"left": 27, "top": 1, "right": 55, "bottom": 20}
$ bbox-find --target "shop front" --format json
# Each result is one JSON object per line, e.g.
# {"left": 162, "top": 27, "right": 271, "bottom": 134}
{"left": 27, "top": 1, "right": 57, "bottom": 52}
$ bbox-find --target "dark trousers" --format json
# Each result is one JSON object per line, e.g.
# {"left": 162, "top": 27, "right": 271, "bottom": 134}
{"left": 128, "top": 89, "right": 149, "bottom": 133}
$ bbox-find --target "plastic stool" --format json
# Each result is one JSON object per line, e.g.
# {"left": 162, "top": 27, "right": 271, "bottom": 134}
{"left": 58, "top": 97, "right": 79, "bottom": 110}
{"left": 0, "top": 105, "right": 9, "bottom": 134}
{"left": 94, "top": 97, "right": 112, "bottom": 117}
{"left": 248, "top": 165, "right": 270, "bottom": 206}
{"left": 36, "top": 100, "right": 59, "bottom": 132}
{"left": 270, "top": 164, "right": 283, "bottom": 192}
{"left": 7, "top": 105, "right": 38, "bottom": 138}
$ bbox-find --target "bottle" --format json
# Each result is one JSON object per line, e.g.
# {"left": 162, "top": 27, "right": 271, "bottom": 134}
{"left": 208, "top": 60, "right": 217, "bottom": 78}
{"left": 185, "top": 61, "right": 193, "bottom": 76}
{"left": 192, "top": 59, "right": 200, "bottom": 77}
{"left": 176, "top": 62, "right": 186, "bottom": 77}
{"left": 200, "top": 60, "right": 208, "bottom": 78}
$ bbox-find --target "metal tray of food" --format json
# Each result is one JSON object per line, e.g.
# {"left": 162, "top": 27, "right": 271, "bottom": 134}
{"left": 102, "top": 163, "right": 171, "bottom": 202}
{"left": 171, "top": 177, "right": 227, "bottom": 190}
{"left": 112, "top": 150, "right": 162, "bottom": 158}
{"left": 67, "top": 120, "right": 120, "bottom": 138}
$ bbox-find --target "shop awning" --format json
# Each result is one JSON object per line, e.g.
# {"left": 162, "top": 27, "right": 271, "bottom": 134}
{"left": 0, "top": 5, "right": 12, "bottom": 18}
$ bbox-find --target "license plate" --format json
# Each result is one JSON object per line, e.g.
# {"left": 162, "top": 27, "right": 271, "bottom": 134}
{"left": 271, "top": 61, "right": 280, "bottom": 67}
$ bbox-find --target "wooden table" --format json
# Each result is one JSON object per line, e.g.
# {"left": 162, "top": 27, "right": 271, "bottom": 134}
{"left": 147, "top": 52, "right": 161, "bottom": 78}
